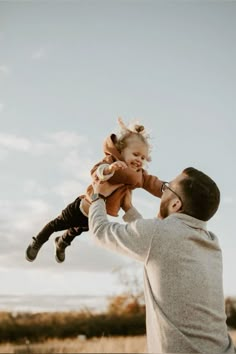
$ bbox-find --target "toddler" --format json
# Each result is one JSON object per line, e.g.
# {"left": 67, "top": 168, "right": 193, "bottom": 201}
{"left": 25, "top": 118, "right": 163, "bottom": 263}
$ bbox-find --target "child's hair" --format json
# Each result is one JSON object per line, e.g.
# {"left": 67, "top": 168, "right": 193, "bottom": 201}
{"left": 115, "top": 117, "right": 152, "bottom": 162}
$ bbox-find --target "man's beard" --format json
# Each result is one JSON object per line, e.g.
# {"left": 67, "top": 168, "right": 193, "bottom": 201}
{"left": 158, "top": 199, "right": 170, "bottom": 219}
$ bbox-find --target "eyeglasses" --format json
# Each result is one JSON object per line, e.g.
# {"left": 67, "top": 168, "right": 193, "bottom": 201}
{"left": 161, "top": 182, "right": 183, "bottom": 206}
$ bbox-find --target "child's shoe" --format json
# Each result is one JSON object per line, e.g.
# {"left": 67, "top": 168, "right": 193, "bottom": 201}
{"left": 54, "top": 236, "right": 70, "bottom": 263}
{"left": 25, "top": 237, "right": 43, "bottom": 262}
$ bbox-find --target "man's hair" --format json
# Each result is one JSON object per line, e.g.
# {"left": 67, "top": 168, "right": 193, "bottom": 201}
{"left": 180, "top": 167, "right": 220, "bottom": 221}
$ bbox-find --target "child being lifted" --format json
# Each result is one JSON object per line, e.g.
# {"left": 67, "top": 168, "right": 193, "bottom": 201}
{"left": 25, "top": 118, "right": 163, "bottom": 263}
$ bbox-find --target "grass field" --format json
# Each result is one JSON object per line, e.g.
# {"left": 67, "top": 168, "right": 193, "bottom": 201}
{"left": 0, "top": 335, "right": 146, "bottom": 353}
{"left": 0, "top": 331, "right": 235, "bottom": 354}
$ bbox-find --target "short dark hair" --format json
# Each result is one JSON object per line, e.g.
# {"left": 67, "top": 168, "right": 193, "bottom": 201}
{"left": 179, "top": 167, "right": 220, "bottom": 221}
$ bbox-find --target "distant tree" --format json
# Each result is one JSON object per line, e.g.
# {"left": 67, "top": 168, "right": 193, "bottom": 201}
{"left": 108, "top": 294, "right": 145, "bottom": 315}
{"left": 108, "top": 263, "right": 145, "bottom": 315}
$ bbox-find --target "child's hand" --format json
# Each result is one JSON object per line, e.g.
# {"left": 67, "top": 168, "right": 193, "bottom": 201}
{"left": 107, "top": 161, "right": 127, "bottom": 174}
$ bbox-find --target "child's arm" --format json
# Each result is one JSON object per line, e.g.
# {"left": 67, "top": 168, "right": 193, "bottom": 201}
{"left": 142, "top": 171, "right": 164, "bottom": 198}
{"left": 91, "top": 158, "right": 141, "bottom": 185}
{"left": 95, "top": 161, "right": 128, "bottom": 182}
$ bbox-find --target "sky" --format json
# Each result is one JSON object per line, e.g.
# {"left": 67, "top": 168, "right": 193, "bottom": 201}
{"left": 0, "top": 1, "right": 235, "bottom": 301}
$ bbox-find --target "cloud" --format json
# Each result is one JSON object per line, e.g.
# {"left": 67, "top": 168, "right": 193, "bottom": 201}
{"left": 222, "top": 197, "right": 235, "bottom": 205}
{"left": 0, "top": 268, "right": 124, "bottom": 297}
{"left": 0, "top": 199, "right": 53, "bottom": 238}
{"left": 0, "top": 148, "right": 8, "bottom": 160}
{"left": 22, "top": 180, "right": 48, "bottom": 196}
{"left": 132, "top": 191, "right": 160, "bottom": 218}
{"left": 48, "top": 131, "right": 88, "bottom": 148}
{"left": 0, "top": 65, "right": 10, "bottom": 75}
{"left": 0, "top": 103, "right": 4, "bottom": 112}
{"left": 31, "top": 47, "right": 46, "bottom": 60}
{"left": 0, "top": 133, "right": 31, "bottom": 151}
{"left": 0, "top": 131, "right": 89, "bottom": 156}
{"left": 0, "top": 130, "right": 129, "bottom": 274}
{"left": 53, "top": 179, "right": 85, "bottom": 202}
{"left": 0, "top": 195, "right": 128, "bottom": 273}
{"left": 61, "top": 149, "right": 94, "bottom": 182}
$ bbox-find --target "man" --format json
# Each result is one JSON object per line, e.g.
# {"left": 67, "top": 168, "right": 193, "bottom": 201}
{"left": 89, "top": 167, "right": 235, "bottom": 353}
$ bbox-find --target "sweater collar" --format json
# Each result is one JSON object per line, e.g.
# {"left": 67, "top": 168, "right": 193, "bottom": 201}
{"left": 169, "top": 213, "right": 208, "bottom": 231}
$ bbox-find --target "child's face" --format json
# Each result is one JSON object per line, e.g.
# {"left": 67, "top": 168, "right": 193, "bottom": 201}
{"left": 120, "top": 135, "right": 149, "bottom": 171}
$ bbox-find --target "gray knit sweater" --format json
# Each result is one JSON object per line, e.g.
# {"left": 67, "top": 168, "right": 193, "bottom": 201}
{"left": 89, "top": 200, "right": 235, "bottom": 353}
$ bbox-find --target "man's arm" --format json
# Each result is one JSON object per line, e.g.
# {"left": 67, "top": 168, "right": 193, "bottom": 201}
{"left": 89, "top": 199, "right": 156, "bottom": 262}
{"left": 122, "top": 206, "right": 143, "bottom": 223}
{"left": 88, "top": 179, "right": 157, "bottom": 261}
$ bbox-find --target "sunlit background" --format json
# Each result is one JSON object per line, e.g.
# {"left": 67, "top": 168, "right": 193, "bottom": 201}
{"left": 0, "top": 1, "right": 235, "bottom": 312}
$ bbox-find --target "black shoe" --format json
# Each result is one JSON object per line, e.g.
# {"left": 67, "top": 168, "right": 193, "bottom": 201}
{"left": 25, "top": 237, "right": 43, "bottom": 262}
{"left": 54, "top": 236, "right": 69, "bottom": 263}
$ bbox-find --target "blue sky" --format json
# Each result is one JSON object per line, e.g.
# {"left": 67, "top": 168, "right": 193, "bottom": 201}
{"left": 0, "top": 1, "right": 235, "bottom": 299}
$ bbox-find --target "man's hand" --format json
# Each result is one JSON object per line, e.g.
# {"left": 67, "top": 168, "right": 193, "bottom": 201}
{"left": 92, "top": 180, "right": 124, "bottom": 198}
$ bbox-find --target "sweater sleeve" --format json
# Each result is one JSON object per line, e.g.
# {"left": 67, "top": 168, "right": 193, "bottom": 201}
{"left": 142, "top": 171, "right": 163, "bottom": 198}
{"left": 90, "top": 158, "right": 140, "bottom": 186}
{"left": 89, "top": 200, "right": 156, "bottom": 262}
{"left": 96, "top": 164, "right": 114, "bottom": 181}
{"left": 122, "top": 206, "right": 143, "bottom": 222}
{"left": 108, "top": 167, "right": 142, "bottom": 185}
{"left": 90, "top": 156, "right": 114, "bottom": 178}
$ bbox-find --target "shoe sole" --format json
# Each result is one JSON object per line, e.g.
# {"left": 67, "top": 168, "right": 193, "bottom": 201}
{"left": 25, "top": 247, "right": 37, "bottom": 262}
{"left": 25, "top": 252, "right": 35, "bottom": 262}
{"left": 54, "top": 237, "right": 64, "bottom": 263}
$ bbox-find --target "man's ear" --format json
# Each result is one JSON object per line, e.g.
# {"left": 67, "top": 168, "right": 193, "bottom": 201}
{"left": 170, "top": 198, "right": 182, "bottom": 213}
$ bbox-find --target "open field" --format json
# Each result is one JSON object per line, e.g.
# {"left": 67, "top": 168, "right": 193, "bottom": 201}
{"left": 0, "top": 332, "right": 235, "bottom": 354}
{"left": 0, "top": 335, "right": 146, "bottom": 354}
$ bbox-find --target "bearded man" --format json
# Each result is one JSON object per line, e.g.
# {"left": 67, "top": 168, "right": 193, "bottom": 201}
{"left": 88, "top": 167, "right": 234, "bottom": 354}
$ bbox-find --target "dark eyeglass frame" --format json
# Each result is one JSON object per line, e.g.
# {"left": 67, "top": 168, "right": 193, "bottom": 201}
{"left": 161, "top": 182, "right": 183, "bottom": 206}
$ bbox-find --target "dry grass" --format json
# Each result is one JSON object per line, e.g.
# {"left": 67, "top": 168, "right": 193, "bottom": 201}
{"left": 0, "top": 336, "right": 147, "bottom": 354}
{"left": 0, "top": 331, "right": 235, "bottom": 354}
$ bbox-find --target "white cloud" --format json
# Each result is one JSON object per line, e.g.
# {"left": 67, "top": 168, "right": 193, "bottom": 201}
{"left": 62, "top": 149, "right": 94, "bottom": 182}
{"left": 0, "top": 268, "right": 123, "bottom": 297}
{"left": 132, "top": 190, "right": 160, "bottom": 218}
{"left": 22, "top": 179, "right": 48, "bottom": 196}
{"left": 0, "top": 133, "right": 31, "bottom": 151}
{"left": 0, "top": 131, "right": 89, "bottom": 157}
{"left": 53, "top": 179, "right": 85, "bottom": 202}
{"left": 222, "top": 197, "right": 235, "bottom": 205}
{"left": 0, "top": 130, "right": 129, "bottom": 274}
{"left": 0, "top": 148, "right": 8, "bottom": 160}
{"left": 0, "top": 199, "right": 54, "bottom": 247}
{"left": 0, "top": 195, "right": 128, "bottom": 273}
{"left": 0, "top": 102, "right": 4, "bottom": 112}
{"left": 31, "top": 47, "right": 46, "bottom": 60}
{"left": 48, "top": 131, "right": 88, "bottom": 148}
{"left": 0, "top": 65, "right": 10, "bottom": 75}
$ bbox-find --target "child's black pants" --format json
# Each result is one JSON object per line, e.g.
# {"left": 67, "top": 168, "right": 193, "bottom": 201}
{"left": 35, "top": 197, "right": 89, "bottom": 245}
